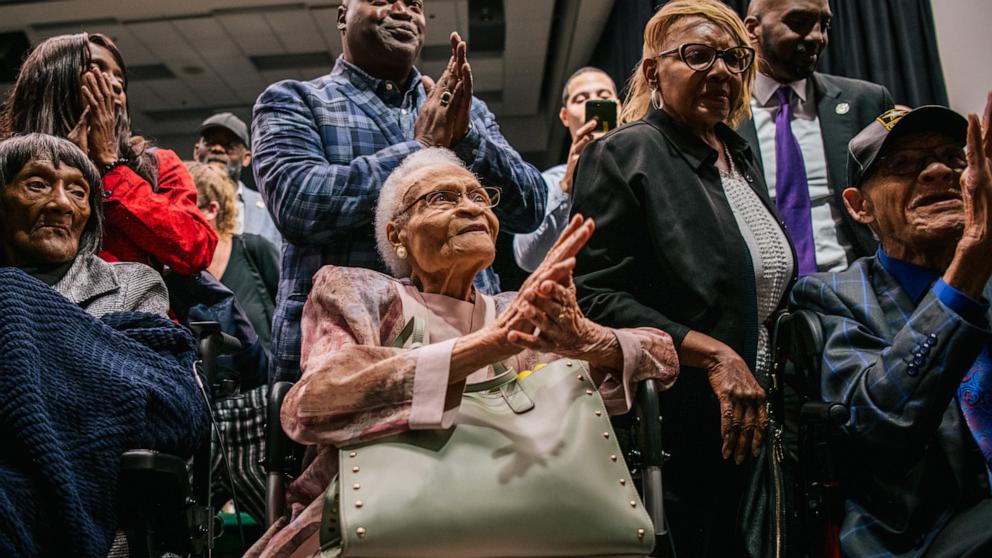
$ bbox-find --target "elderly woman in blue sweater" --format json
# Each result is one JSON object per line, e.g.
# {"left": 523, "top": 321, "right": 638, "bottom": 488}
{"left": 0, "top": 134, "right": 207, "bottom": 557}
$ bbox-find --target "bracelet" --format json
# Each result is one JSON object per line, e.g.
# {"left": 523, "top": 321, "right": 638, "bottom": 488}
{"left": 100, "top": 158, "right": 129, "bottom": 176}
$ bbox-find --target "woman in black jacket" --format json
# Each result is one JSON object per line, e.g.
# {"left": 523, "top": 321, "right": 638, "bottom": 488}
{"left": 571, "top": 1, "right": 797, "bottom": 555}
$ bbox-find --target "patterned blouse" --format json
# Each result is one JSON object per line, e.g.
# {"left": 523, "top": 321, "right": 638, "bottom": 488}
{"left": 248, "top": 266, "right": 680, "bottom": 558}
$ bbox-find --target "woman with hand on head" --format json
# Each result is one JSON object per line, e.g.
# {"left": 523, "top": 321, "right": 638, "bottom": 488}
{"left": 570, "top": 0, "right": 798, "bottom": 555}
{"left": 0, "top": 32, "right": 216, "bottom": 275}
{"left": 249, "top": 147, "right": 679, "bottom": 558}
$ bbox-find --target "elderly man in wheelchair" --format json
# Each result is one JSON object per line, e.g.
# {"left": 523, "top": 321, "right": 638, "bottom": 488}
{"left": 0, "top": 134, "right": 210, "bottom": 556}
{"left": 788, "top": 97, "right": 992, "bottom": 557}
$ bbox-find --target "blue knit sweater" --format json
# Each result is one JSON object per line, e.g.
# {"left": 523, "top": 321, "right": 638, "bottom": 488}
{"left": 0, "top": 268, "right": 209, "bottom": 557}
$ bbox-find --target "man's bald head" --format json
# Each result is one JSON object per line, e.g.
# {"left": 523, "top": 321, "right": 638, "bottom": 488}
{"left": 744, "top": 0, "right": 831, "bottom": 83}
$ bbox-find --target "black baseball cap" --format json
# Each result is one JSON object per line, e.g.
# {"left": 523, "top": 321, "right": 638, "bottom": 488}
{"left": 847, "top": 105, "right": 968, "bottom": 188}
{"left": 199, "top": 112, "right": 250, "bottom": 149}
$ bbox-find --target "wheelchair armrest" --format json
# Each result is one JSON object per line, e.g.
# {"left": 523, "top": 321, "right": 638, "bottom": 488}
{"left": 788, "top": 310, "right": 824, "bottom": 388}
{"left": 265, "top": 381, "right": 297, "bottom": 527}
{"left": 117, "top": 450, "right": 196, "bottom": 556}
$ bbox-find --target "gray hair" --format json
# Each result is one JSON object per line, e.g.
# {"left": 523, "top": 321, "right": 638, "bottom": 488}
{"left": 375, "top": 147, "right": 471, "bottom": 277}
{"left": 0, "top": 133, "right": 103, "bottom": 258}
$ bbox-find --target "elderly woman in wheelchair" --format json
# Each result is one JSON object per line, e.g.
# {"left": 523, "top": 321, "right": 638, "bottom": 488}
{"left": 250, "top": 148, "right": 680, "bottom": 558}
{"left": 0, "top": 134, "right": 208, "bottom": 556}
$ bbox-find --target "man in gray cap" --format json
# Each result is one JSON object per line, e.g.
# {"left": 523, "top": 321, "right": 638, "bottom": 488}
{"left": 194, "top": 112, "right": 281, "bottom": 247}
{"left": 790, "top": 96, "right": 992, "bottom": 557}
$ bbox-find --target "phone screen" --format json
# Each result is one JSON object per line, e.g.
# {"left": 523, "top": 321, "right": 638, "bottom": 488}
{"left": 585, "top": 100, "right": 618, "bottom": 133}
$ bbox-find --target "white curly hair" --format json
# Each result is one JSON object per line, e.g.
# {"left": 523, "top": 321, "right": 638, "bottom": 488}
{"left": 375, "top": 147, "right": 473, "bottom": 277}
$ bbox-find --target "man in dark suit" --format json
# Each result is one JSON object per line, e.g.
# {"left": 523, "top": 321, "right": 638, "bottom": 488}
{"left": 741, "top": 0, "right": 894, "bottom": 274}
{"left": 790, "top": 101, "right": 992, "bottom": 557}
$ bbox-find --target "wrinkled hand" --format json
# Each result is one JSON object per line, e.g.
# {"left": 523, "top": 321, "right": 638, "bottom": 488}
{"left": 946, "top": 91, "right": 992, "bottom": 298}
{"left": 507, "top": 277, "right": 617, "bottom": 368}
{"left": 413, "top": 33, "right": 473, "bottom": 148}
{"left": 82, "top": 69, "right": 120, "bottom": 166}
{"left": 67, "top": 106, "right": 91, "bottom": 155}
{"left": 707, "top": 348, "right": 768, "bottom": 464}
{"left": 559, "top": 118, "right": 599, "bottom": 195}
{"left": 494, "top": 215, "right": 594, "bottom": 341}
{"left": 959, "top": 92, "right": 992, "bottom": 251}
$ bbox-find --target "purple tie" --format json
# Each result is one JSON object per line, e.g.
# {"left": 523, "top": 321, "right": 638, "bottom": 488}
{"left": 774, "top": 87, "right": 817, "bottom": 275}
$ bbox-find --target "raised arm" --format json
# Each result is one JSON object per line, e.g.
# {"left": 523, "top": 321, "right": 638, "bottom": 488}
{"left": 451, "top": 99, "right": 547, "bottom": 234}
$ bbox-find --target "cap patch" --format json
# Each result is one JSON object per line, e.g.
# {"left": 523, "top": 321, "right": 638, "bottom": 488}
{"left": 876, "top": 108, "right": 909, "bottom": 131}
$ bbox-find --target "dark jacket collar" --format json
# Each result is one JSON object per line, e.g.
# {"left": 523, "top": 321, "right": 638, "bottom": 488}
{"left": 643, "top": 107, "right": 753, "bottom": 170}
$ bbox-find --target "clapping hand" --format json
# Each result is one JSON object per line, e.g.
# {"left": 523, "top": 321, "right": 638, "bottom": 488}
{"left": 414, "top": 32, "right": 474, "bottom": 148}
{"left": 945, "top": 91, "right": 992, "bottom": 298}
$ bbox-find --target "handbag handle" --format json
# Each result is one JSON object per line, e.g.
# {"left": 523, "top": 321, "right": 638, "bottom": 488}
{"left": 390, "top": 317, "right": 534, "bottom": 413}
{"left": 388, "top": 316, "right": 426, "bottom": 348}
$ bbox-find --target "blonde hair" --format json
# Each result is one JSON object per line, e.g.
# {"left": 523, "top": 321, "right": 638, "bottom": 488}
{"left": 620, "top": 0, "right": 755, "bottom": 127}
{"left": 185, "top": 161, "right": 238, "bottom": 236}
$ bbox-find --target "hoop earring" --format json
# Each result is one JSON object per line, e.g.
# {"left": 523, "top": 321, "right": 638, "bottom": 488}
{"left": 650, "top": 88, "right": 664, "bottom": 111}
{"left": 396, "top": 246, "right": 408, "bottom": 259}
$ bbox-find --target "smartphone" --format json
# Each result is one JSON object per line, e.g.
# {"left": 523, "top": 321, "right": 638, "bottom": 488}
{"left": 585, "top": 99, "right": 618, "bottom": 133}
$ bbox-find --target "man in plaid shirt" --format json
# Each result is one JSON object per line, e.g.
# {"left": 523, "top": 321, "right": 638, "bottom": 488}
{"left": 252, "top": 0, "right": 546, "bottom": 383}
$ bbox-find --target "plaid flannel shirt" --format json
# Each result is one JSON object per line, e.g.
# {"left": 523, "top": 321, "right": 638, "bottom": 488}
{"left": 252, "top": 56, "right": 546, "bottom": 383}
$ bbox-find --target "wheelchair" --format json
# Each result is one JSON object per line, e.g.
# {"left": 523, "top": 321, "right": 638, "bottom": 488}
{"left": 115, "top": 321, "right": 244, "bottom": 558}
{"left": 770, "top": 310, "right": 849, "bottom": 558}
{"left": 263, "top": 378, "right": 675, "bottom": 557}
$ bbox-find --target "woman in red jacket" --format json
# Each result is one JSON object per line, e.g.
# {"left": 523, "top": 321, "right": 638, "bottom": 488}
{"left": 0, "top": 32, "right": 216, "bottom": 275}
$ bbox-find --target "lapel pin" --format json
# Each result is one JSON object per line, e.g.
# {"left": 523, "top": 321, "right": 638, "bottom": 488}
{"left": 835, "top": 102, "right": 850, "bottom": 115}
{"left": 256, "top": 199, "right": 266, "bottom": 209}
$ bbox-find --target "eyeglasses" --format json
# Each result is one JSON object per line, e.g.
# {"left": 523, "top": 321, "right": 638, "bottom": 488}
{"left": 657, "top": 43, "right": 755, "bottom": 74}
{"left": 398, "top": 186, "right": 501, "bottom": 215}
{"left": 873, "top": 145, "right": 967, "bottom": 178}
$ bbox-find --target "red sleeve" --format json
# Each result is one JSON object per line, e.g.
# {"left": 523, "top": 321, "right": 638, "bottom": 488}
{"left": 101, "top": 148, "right": 217, "bottom": 275}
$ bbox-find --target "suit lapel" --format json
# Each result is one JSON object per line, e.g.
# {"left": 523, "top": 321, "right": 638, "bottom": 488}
{"left": 814, "top": 73, "right": 852, "bottom": 192}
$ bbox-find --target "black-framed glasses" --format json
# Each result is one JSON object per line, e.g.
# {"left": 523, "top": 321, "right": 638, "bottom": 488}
{"left": 658, "top": 43, "right": 755, "bottom": 74}
{"left": 873, "top": 145, "right": 967, "bottom": 178}
{"left": 398, "top": 186, "right": 502, "bottom": 215}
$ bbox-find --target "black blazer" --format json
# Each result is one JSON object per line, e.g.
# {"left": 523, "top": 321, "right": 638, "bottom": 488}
{"left": 571, "top": 108, "right": 799, "bottom": 557}
{"left": 737, "top": 72, "right": 894, "bottom": 259}
{"left": 572, "top": 108, "right": 796, "bottom": 370}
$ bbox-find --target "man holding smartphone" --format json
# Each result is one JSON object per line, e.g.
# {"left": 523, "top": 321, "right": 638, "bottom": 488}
{"left": 513, "top": 67, "right": 620, "bottom": 271}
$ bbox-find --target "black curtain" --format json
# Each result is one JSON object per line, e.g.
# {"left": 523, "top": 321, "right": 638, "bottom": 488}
{"left": 588, "top": 0, "right": 947, "bottom": 107}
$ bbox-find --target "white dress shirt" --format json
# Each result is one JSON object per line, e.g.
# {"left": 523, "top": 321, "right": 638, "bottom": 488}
{"left": 751, "top": 72, "right": 850, "bottom": 272}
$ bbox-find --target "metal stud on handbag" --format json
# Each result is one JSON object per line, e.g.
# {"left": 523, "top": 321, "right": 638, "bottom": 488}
{"left": 318, "top": 317, "right": 655, "bottom": 557}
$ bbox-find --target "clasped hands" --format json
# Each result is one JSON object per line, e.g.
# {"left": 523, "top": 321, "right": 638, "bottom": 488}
{"left": 493, "top": 215, "right": 619, "bottom": 367}
{"left": 67, "top": 68, "right": 122, "bottom": 167}
{"left": 414, "top": 32, "right": 474, "bottom": 148}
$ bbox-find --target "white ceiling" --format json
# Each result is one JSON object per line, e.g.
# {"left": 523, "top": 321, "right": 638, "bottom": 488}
{"left": 0, "top": 0, "right": 614, "bottom": 165}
